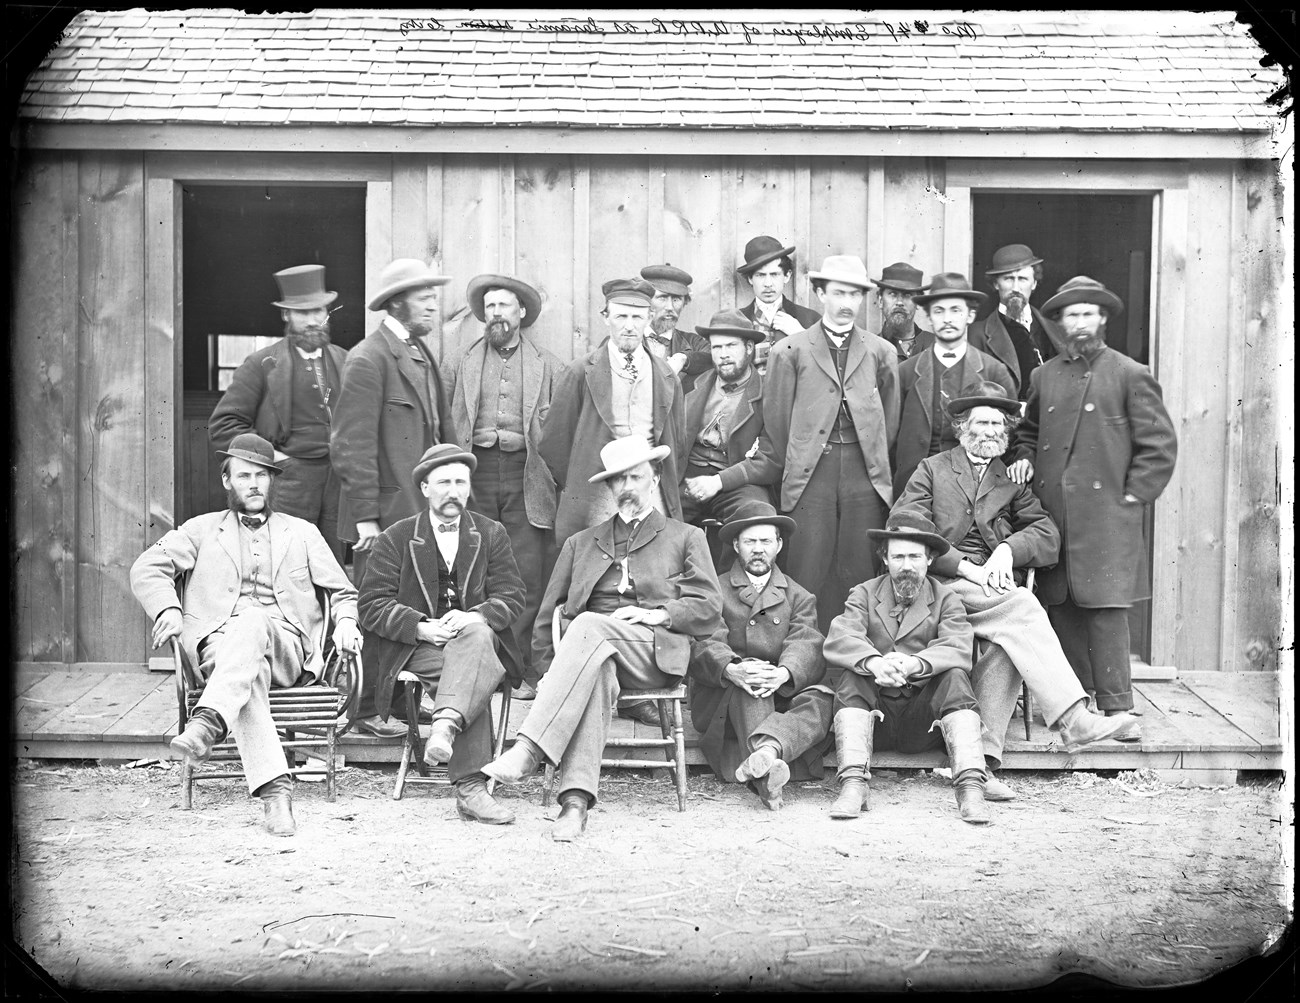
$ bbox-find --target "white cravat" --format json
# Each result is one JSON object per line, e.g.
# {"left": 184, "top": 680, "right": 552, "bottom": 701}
{"left": 294, "top": 345, "right": 323, "bottom": 360}
{"left": 756, "top": 300, "right": 780, "bottom": 325}
{"left": 964, "top": 452, "right": 991, "bottom": 480}
{"left": 384, "top": 316, "right": 411, "bottom": 342}
{"left": 934, "top": 342, "right": 969, "bottom": 367}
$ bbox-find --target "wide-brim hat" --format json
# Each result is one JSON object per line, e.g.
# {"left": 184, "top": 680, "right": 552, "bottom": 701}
{"left": 867, "top": 511, "right": 951, "bottom": 556}
{"left": 368, "top": 258, "right": 451, "bottom": 311}
{"left": 1041, "top": 276, "right": 1124, "bottom": 318}
{"left": 737, "top": 235, "right": 797, "bottom": 277}
{"left": 640, "top": 264, "right": 693, "bottom": 297}
{"left": 601, "top": 278, "right": 656, "bottom": 309}
{"left": 695, "top": 308, "right": 765, "bottom": 344}
{"left": 272, "top": 264, "right": 338, "bottom": 311}
{"left": 985, "top": 243, "right": 1043, "bottom": 277}
{"left": 947, "top": 380, "right": 1021, "bottom": 417}
{"left": 588, "top": 436, "right": 671, "bottom": 483}
{"left": 466, "top": 274, "right": 542, "bottom": 328}
{"left": 218, "top": 432, "right": 282, "bottom": 474}
{"left": 808, "top": 254, "right": 873, "bottom": 290}
{"left": 914, "top": 272, "right": 988, "bottom": 308}
{"left": 718, "top": 500, "right": 796, "bottom": 547}
{"left": 874, "top": 262, "right": 926, "bottom": 294}
{"left": 413, "top": 443, "right": 478, "bottom": 488}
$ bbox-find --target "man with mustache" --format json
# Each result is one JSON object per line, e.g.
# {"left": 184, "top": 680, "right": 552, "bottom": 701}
{"left": 209, "top": 265, "right": 350, "bottom": 561}
{"left": 893, "top": 381, "right": 1143, "bottom": 799}
{"left": 1009, "top": 277, "right": 1177, "bottom": 726}
{"left": 872, "top": 261, "right": 934, "bottom": 364}
{"left": 759, "top": 254, "right": 900, "bottom": 633}
{"left": 131, "top": 433, "right": 361, "bottom": 836}
{"left": 356, "top": 445, "right": 526, "bottom": 824}
{"left": 688, "top": 501, "right": 832, "bottom": 811}
{"left": 442, "top": 275, "right": 562, "bottom": 701}
{"left": 891, "top": 273, "right": 1016, "bottom": 498}
{"left": 483, "top": 437, "right": 721, "bottom": 841}
{"left": 734, "top": 236, "right": 822, "bottom": 376}
{"left": 823, "top": 512, "right": 990, "bottom": 824}
{"left": 639, "top": 264, "right": 712, "bottom": 392}
{"left": 968, "top": 243, "right": 1063, "bottom": 399}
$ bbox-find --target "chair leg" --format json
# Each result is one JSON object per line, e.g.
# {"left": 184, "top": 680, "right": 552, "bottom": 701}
{"left": 326, "top": 723, "right": 337, "bottom": 802}
{"left": 393, "top": 735, "right": 412, "bottom": 801}
{"left": 488, "top": 685, "right": 511, "bottom": 798}
{"left": 1022, "top": 682, "right": 1033, "bottom": 741}
{"left": 543, "top": 763, "right": 556, "bottom": 807}
{"left": 181, "top": 759, "right": 193, "bottom": 810}
{"left": 671, "top": 697, "right": 687, "bottom": 812}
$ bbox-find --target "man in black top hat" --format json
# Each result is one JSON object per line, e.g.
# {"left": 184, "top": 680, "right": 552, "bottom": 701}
{"left": 209, "top": 265, "right": 350, "bottom": 561}
{"left": 640, "top": 264, "right": 712, "bottom": 392}
{"left": 735, "top": 235, "right": 822, "bottom": 374}
{"left": 872, "top": 261, "right": 934, "bottom": 364}
{"left": 968, "top": 243, "right": 1063, "bottom": 398}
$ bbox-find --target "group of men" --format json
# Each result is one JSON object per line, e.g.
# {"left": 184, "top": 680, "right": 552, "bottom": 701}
{"left": 133, "top": 234, "right": 1177, "bottom": 839}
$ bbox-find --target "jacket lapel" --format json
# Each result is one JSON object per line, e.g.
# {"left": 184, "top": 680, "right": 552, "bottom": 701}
{"left": 217, "top": 511, "right": 241, "bottom": 574}
{"left": 628, "top": 508, "right": 665, "bottom": 554}
{"left": 951, "top": 448, "right": 980, "bottom": 503}
{"left": 407, "top": 511, "right": 439, "bottom": 614}
{"left": 978, "top": 458, "right": 1008, "bottom": 501}
{"left": 521, "top": 337, "right": 543, "bottom": 424}
{"left": 870, "top": 578, "right": 901, "bottom": 641}
{"left": 267, "top": 339, "right": 294, "bottom": 439}
{"left": 586, "top": 350, "right": 617, "bottom": 433}
{"left": 269, "top": 511, "right": 293, "bottom": 579}
{"left": 808, "top": 326, "right": 840, "bottom": 386}
{"left": 651, "top": 356, "right": 674, "bottom": 440}
{"left": 895, "top": 578, "right": 935, "bottom": 641}
{"left": 463, "top": 339, "right": 486, "bottom": 430}
{"left": 843, "top": 325, "right": 870, "bottom": 380}
{"left": 915, "top": 350, "right": 936, "bottom": 435}
{"left": 684, "top": 370, "right": 713, "bottom": 441}
{"left": 455, "top": 513, "right": 482, "bottom": 587}
{"left": 380, "top": 322, "right": 432, "bottom": 419}
{"left": 728, "top": 371, "right": 763, "bottom": 441}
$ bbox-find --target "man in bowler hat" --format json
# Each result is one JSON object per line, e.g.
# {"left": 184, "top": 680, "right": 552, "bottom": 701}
{"left": 872, "top": 261, "right": 934, "bottom": 364}
{"left": 735, "top": 235, "right": 822, "bottom": 374}
{"left": 968, "top": 243, "right": 1064, "bottom": 397}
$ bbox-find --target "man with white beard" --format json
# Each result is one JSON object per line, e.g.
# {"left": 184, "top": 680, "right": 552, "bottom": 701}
{"left": 892, "top": 381, "right": 1142, "bottom": 798}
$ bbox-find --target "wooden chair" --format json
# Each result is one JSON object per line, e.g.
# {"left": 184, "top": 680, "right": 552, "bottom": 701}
{"left": 540, "top": 607, "right": 689, "bottom": 812}
{"left": 1018, "top": 568, "right": 1037, "bottom": 739}
{"left": 391, "top": 670, "right": 512, "bottom": 800}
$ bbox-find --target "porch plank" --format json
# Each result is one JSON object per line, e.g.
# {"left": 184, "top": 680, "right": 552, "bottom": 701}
{"left": 103, "top": 676, "right": 179, "bottom": 740}
{"left": 14, "top": 664, "right": 48, "bottom": 696}
{"left": 1135, "top": 678, "right": 1262, "bottom": 750}
{"left": 31, "top": 673, "right": 160, "bottom": 742}
{"left": 1179, "top": 671, "right": 1280, "bottom": 746}
{"left": 12, "top": 671, "right": 109, "bottom": 739}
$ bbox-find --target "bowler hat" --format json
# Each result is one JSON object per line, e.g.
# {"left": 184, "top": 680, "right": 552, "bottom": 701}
{"left": 466, "top": 274, "right": 542, "bottom": 328}
{"left": 640, "top": 264, "right": 693, "bottom": 298}
{"left": 601, "top": 278, "right": 655, "bottom": 308}
{"left": 1041, "top": 276, "right": 1124, "bottom": 318}
{"left": 947, "top": 380, "right": 1021, "bottom": 417}
{"left": 737, "top": 235, "right": 797, "bottom": 277}
{"left": 218, "top": 432, "right": 282, "bottom": 474}
{"left": 867, "top": 511, "right": 951, "bottom": 557}
{"left": 272, "top": 264, "right": 338, "bottom": 311}
{"left": 808, "top": 255, "right": 873, "bottom": 290}
{"left": 695, "top": 309, "right": 765, "bottom": 344}
{"left": 718, "top": 500, "right": 796, "bottom": 548}
{"left": 873, "top": 262, "right": 926, "bottom": 294}
{"left": 413, "top": 443, "right": 478, "bottom": 488}
{"left": 588, "top": 436, "right": 671, "bottom": 483}
{"left": 985, "top": 244, "right": 1044, "bottom": 277}
{"left": 368, "top": 259, "right": 451, "bottom": 312}
{"left": 914, "top": 272, "right": 988, "bottom": 308}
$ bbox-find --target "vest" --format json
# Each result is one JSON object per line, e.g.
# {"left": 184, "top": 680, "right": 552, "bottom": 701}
{"left": 435, "top": 547, "right": 463, "bottom": 619}
{"left": 284, "top": 351, "right": 335, "bottom": 459}
{"left": 472, "top": 344, "right": 527, "bottom": 452}
{"left": 824, "top": 328, "right": 858, "bottom": 444}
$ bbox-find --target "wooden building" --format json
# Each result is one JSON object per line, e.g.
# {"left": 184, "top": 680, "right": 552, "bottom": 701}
{"left": 13, "top": 10, "right": 1290, "bottom": 691}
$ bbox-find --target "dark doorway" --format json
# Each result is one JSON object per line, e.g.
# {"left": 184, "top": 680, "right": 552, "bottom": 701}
{"left": 179, "top": 184, "right": 366, "bottom": 521}
{"left": 973, "top": 191, "right": 1156, "bottom": 661}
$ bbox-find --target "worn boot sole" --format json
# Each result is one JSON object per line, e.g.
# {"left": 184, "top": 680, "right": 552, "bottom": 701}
{"left": 422, "top": 731, "right": 456, "bottom": 767}
{"left": 456, "top": 801, "right": 516, "bottom": 825}
{"left": 1061, "top": 715, "right": 1143, "bottom": 754}
{"left": 754, "top": 760, "right": 791, "bottom": 811}
{"left": 983, "top": 775, "right": 1017, "bottom": 802}
{"left": 482, "top": 742, "right": 541, "bottom": 784}
{"left": 170, "top": 733, "right": 214, "bottom": 767}
{"left": 262, "top": 796, "right": 297, "bottom": 836}
{"left": 829, "top": 778, "right": 868, "bottom": 819}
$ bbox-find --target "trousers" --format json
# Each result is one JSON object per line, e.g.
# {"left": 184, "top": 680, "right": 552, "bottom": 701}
{"left": 1048, "top": 599, "right": 1134, "bottom": 711}
{"left": 835, "top": 668, "right": 978, "bottom": 756}
{"left": 271, "top": 455, "right": 343, "bottom": 563}
{"left": 702, "top": 685, "right": 834, "bottom": 782}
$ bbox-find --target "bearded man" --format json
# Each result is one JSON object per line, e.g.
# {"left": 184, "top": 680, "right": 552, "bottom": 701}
{"left": 209, "top": 265, "right": 350, "bottom": 560}
{"left": 872, "top": 261, "right": 933, "bottom": 364}
{"left": 639, "top": 264, "right": 712, "bottom": 392}
{"left": 968, "top": 243, "right": 1063, "bottom": 398}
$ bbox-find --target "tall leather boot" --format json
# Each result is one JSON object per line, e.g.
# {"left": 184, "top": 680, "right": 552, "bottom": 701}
{"left": 938, "top": 710, "right": 990, "bottom": 825}
{"left": 255, "top": 774, "right": 296, "bottom": 836}
{"left": 170, "top": 707, "right": 227, "bottom": 766}
{"left": 1055, "top": 699, "right": 1141, "bottom": 753}
{"left": 828, "top": 708, "right": 884, "bottom": 819}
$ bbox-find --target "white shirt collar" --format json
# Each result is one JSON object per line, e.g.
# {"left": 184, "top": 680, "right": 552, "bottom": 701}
{"left": 383, "top": 316, "right": 411, "bottom": 342}
{"left": 964, "top": 450, "right": 991, "bottom": 467}
{"left": 433, "top": 517, "right": 459, "bottom": 563}
{"left": 933, "top": 341, "right": 968, "bottom": 367}
{"left": 608, "top": 337, "right": 650, "bottom": 370}
{"left": 294, "top": 345, "right": 322, "bottom": 360}
{"left": 823, "top": 320, "right": 854, "bottom": 338}
{"left": 756, "top": 299, "right": 781, "bottom": 323}
{"left": 999, "top": 302, "right": 1033, "bottom": 329}
{"left": 746, "top": 571, "right": 772, "bottom": 593}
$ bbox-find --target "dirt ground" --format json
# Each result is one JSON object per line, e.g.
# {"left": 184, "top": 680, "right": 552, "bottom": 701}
{"left": 8, "top": 758, "right": 1292, "bottom": 993}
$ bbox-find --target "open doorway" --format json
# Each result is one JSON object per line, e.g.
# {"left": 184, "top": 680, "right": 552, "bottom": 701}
{"left": 179, "top": 184, "right": 366, "bottom": 521}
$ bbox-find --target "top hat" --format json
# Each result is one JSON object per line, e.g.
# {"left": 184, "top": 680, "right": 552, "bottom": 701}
{"left": 368, "top": 259, "right": 452, "bottom": 311}
{"left": 1041, "top": 275, "right": 1124, "bottom": 318}
{"left": 272, "top": 265, "right": 338, "bottom": 311}
{"left": 873, "top": 262, "right": 926, "bottom": 294}
{"left": 913, "top": 272, "right": 988, "bottom": 308}
{"left": 640, "top": 264, "right": 693, "bottom": 298}
{"left": 808, "top": 255, "right": 874, "bottom": 290}
{"left": 867, "top": 511, "right": 951, "bottom": 556}
{"left": 218, "top": 432, "right": 283, "bottom": 474}
{"left": 588, "top": 436, "right": 671, "bottom": 483}
{"left": 718, "top": 499, "right": 797, "bottom": 548}
{"left": 413, "top": 443, "right": 478, "bottom": 487}
{"left": 601, "top": 278, "right": 656, "bottom": 309}
{"left": 947, "top": 380, "right": 1021, "bottom": 417}
{"left": 737, "top": 235, "right": 797, "bottom": 277}
{"left": 466, "top": 274, "right": 543, "bottom": 329}
{"left": 985, "top": 244, "right": 1044, "bottom": 277}
{"left": 695, "top": 309, "right": 765, "bottom": 344}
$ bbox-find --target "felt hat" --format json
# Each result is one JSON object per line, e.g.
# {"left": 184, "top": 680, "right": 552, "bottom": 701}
{"left": 640, "top": 264, "right": 693, "bottom": 297}
{"left": 695, "top": 309, "right": 765, "bottom": 344}
{"left": 873, "top": 262, "right": 926, "bottom": 294}
{"left": 272, "top": 264, "right": 338, "bottom": 311}
{"left": 413, "top": 443, "right": 478, "bottom": 487}
{"left": 808, "top": 255, "right": 873, "bottom": 290}
{"left": 947, "top": 380, "right": 1021, "bottom": 417}
{"left": 466, "top": 274, "right": 542, "bottom": 328}
{"left": 601, "top": 278, "right": 656, "bottom": 308}
{"left": 737, "top": 235, "right": 797, "bottom": 276}
{"left": 1041, "top": 275, "right": 1124, "bottom": 318}
{"left": 985, "top": 243, "right": 1044, "bottom": 277}
{"left": 218, "top": 432, "right": 282, "bottom": 474}
{"left": 718, "top": 499, "right": 796, "bottom": 548}
{"left": 867, "top": 511, "right": 951, "bottom": 557}
{"left": 913, "top": 272, "right": 988, "bottom": 308}
{"left": 587, "top": 436, "right": 671, "bottom": 483}
{"left": 368, "top": 259, "right": 451, "bottom": 311}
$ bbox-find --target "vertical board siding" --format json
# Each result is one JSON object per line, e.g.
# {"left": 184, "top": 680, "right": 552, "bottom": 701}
{"left": 662, "top": 159, "right": 723, "bottom": 325}
{"left": 438, "top": 155, "right": 502, "bottom": 359}
{"left": 585, "top": 156, "right": 651, "bottom": 350}
{"left": 143, "top": 176, "right": 179, "bottom": 539}
{"left": 513, "top": 154, "right": 577, "bottom": 365}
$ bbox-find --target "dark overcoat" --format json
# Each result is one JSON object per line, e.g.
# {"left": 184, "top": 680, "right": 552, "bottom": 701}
{"left": 969, "top": 307, "right": 1064, "bottom": 397}
{"left": 662, "top": 327, "right": 713, "bottom": 393}
{"left": 681, "top": 369, "right": 773, "bottom": 491}
{"left": 881, "top": 323, "right": 935, "bottom": 365}
{"left": 1010, "top": 346, "right": 1177, "bottom": 608}
{"left": 356, "top": 509, "right": 526, "bottom": 717}
{"left": 739, "top": 296, "right": 822, "bottom": 336}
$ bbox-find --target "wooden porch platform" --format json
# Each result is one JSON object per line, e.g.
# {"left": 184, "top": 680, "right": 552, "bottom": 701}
{"left": 11, "top": 665, "right": 1285, "bottom": 783}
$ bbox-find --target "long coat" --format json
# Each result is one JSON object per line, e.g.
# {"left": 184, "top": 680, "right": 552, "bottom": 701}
{"left": 442, "top": 334, "right": 561, "bottom": 529}
{"left": 1010, "top": 346, "right": 1177, "bottom": 608}
{"left": 739, "top": 296, "right": 822, "bottom": 335}
{"left": 969, "top": 307, "right": 1064, "bottom": 398}
{"left": 892, "top": 345, "right": 1017, "bottom": 498}
{"left": 207, "top": 338, "right": 349, "bottom": 453}
{"left": 532, "top": 508, "right": 721, "bottom": 677}
{"left": 129, "top": 510, "right": 357, "bottom": 681}
{"left": 892, "top": 447, "right": 1060, "bottom": 581}
{"left": 681, "top": 369, "right": 772, "bottom": 491}
{"left": 537, "top": 345, "right": 687, "bottom": 546}
{"left": 688, "top": 564, "right": 826, "bottom": 776}
{"left": 356, "top": 509, "right": 526, "bottom": 717}
{"left": 657, "top": 327, "right": 713, "bottom": 393}
{"left": 330, "top": 322, "right": 451, "bottom": 542}
{"left": 758, "top": 323, "right": 900, "bottom": 511}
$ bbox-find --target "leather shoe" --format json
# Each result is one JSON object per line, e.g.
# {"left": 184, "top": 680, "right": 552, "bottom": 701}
{"left": 482, "top": 737, "right": 543, "bottom": 784}
{"left": 455, "top": 777, "right": 515, "bottom": 825}
{"left": 512, "top": 680, "right": 538, "bottom": 701}
{"left": 170, "top": 708, "right": 226, "bottom": 766}
{"left": 1057, "top": 701, "right": 1142, "bottom": 753}
{"left": 618, "top": 700, "right": 662, "bottom": 727}
{"left": 422, "top": 718, "right": 459, "bottom": 767}
{"left": 984, "top": 772, "right": 1017, "bottom": 802}
{"left": 354, "top": 714, "right": 408, "bottom": 739}
{"left": 256, "top": 775, "right": 296, "bottom": 836}
{"left": 735, "top": 745, "right": 790, "bottom": 810}
{"left": 552, "top": 791, "right": 589, "bottom": 841}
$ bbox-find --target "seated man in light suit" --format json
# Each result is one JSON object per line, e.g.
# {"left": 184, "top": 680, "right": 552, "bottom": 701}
{"left": 483, "top": 436, "right": 722, "bottom": 841}
{"left": 130, "top": 433, "right": 361, "bottom": 836}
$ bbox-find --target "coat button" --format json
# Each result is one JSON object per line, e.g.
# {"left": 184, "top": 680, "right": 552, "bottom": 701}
{"left": 966, "top": 507, "right": 972, "bottom": 514}
{"left": 1092, "top": 481, "right": 1102, "bottom": 489}
{"left": 749, "top": 619, "right": 756, "bottom": 626}
{"left": 773, "top": 618, "right": 781, "bottom": 625}
{"left": 1047, "top": 406, "right": 1055, "bottom": 412}
{"left": 1084, "top": 403, "right": 1095, "bottom": 412}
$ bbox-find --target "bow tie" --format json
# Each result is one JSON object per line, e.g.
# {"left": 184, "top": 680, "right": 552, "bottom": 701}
{"left": 240, "top": 516, "right": 266, "bottom": 530}
{"left": 437, "top": 522, "right": 459, "bottom": 534}
{"left": 721, "top": 381, "right": 743, "bottom": 393}
{"left": 940, "top": 351, "right": 958, "bottom": 360}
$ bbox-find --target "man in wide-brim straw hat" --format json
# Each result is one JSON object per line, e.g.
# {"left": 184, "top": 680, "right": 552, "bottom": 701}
{"left": 1008, "top": 276, "right": 1176, "bottom": 729}
{"left": 687, "top": 500, "right": 833, "bottom": 811}
{"left": 968, "top": 242, "right": 1064, "bottom": 398}
{"left": 484, "top": 435, "right": 721, "bottom": 842}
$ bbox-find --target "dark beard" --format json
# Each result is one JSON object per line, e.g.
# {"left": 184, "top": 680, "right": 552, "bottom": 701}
{"left": 744, "top": 555, "right": 771, "bottom": 576}
{"left": 891, "top": 569, "right": 923, "bottom": 602}
{"left": 287, "top": 323, "right": 331, "bottom": 352}
{"left": 650, "top": 314, "right": 677, "bottom": 336}
{"left": 881, "top": 311, "right": 914, "bottom": 341}
{"left": 226, "top": 485, "right": 268, "bottom": 515}
{"left": 486, "top": 320, "right": 515, "bottom": 348}
{"left": 1067, "top": 330, "right": 1107, "bottom": 358}
{"left": 1002, "top": 292, "right": 1027, "bottom": 317}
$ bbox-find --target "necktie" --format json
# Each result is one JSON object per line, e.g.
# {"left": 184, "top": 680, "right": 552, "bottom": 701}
{"left": 721, "top": 381, "right": 741, "bottom": 394}
{"left": 889, "top": 599, "right": 912, "bottom": 622}
{"left": 437, "top": 522, "right": 458, "bottom": 534}
{"left": 622, "top": 351, "right": 638, "bottom": 381}
{"left": 240, "top": 516, "right": 265, "bottom": 531}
